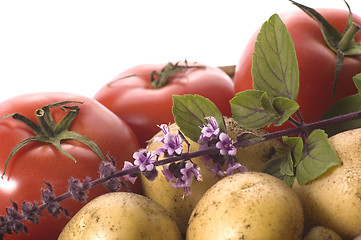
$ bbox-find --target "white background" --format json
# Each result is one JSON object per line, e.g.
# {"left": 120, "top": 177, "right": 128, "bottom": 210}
{"left": 1, "top": 0, "right": 361, "bottom": 102}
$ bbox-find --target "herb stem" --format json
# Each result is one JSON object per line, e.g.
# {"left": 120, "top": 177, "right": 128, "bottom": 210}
{"left": 17, "top": 108, "right": 361, "bottom": 234}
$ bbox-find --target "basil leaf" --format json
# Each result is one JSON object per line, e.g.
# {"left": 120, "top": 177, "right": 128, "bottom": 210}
{"left": 252, "top": 14, "right": 299, "bottom": 100}
{"left": 263, "top": 155, "right": 287, "bottom": 178}
{"left": 322, "top": 94, "right": 361, "bottom": 137}
{"left": 236, "top": 132, "right": 265, "bottom": 148}
{"left": 280, "top": 151, "right": 294, "bottom": 176}
{"left": 263, "top": 154, "right": 295, "bottom": 186}
{"left": 322, "top": 74, "right": 361, "bottom": 136}
{"left": 282, "top": 136, "right": 303, "bottom": 166}
{"left": 296, "top": 129, "right": 340, "bottom": 185}
{"left": 172, "top": 94, "right": 226, "bottom": 142}
{"left": 230, "top": 90, "right": 277, "bottom": 129}
{"left": 273, "top": 97, "right": 299, "bottom": 126}
{"left": 263, "top": 137, "right": 302, "bottom": 186}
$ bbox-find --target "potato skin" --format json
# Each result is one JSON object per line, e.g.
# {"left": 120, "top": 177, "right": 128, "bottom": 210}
{"left": 57, "top": 192, "right": 182, "bottom": 240}
{"left": 303, "top": 226, "right": 342, "bottom": 240}
{"left": 141, "top": 118, "right": 283, "bottom": 234}
{"left": 186, "top": 172, "right": 304, "bottom": 240}
{"left": 292, "top": 128, "right": 361, "bottom": 239}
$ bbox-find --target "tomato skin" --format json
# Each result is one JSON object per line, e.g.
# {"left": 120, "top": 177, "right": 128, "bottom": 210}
{"left": 94, "top": 62, "right": 235, "bottom": 147}
{"left": 234, "top": 9, "right": 361, "bottom": 131}
{"left": 0, "top": 92, "right": 141, "bottom": 240}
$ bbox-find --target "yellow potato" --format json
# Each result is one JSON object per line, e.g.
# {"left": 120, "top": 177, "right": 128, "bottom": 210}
{"left": 141, "top": 118, "right": 283, "bottom": 234}
{"left": 303, "top": 226, "right": 342, "bottom": 240}
{"left": 58, "top": 192, "right": 182, "bottom": 240}
{"left": 292, "top": 127, "right": 361, "bottom": 239}
{"left": 186, "top": 172, "right": 304, "bottom": 240}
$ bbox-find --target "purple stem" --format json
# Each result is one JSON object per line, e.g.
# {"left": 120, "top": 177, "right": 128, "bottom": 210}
{"left": 37, "top": 109, "right": 361, "bottom": 211}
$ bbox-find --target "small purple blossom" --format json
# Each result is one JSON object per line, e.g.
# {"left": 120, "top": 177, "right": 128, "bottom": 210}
{"left": 216, "top": 132, "right": 237, "bottom": 156}
{"left": 162, "top": 161, "right": 202, "bottom": 198}
{"left": 133, "top": 149, "right": 156, "bottom": 172}
{"left": 209, "top": 163, "right": 225, "bottom": 177}
{"left": 161, "top": 164, "right": 178, "bottom": 183}
{"left": 198, "top": 116, "right": 220, "bottom": 144}
{"left": 155, "top": 124, "right": 183, "bottom": 156}
{"left": 180, "top": 162, "right": 203, "bottom": 186}
{"left": 224, "top": 162, "right": 248, "bottom": 175}
{"left": 121, "top": 161, "right": 138, "bottom": 184}
{"left": 133, "top": 149, "right": 158, "bottom": 181}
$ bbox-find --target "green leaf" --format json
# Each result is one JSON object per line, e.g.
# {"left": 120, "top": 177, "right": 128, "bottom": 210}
{"left": 252, "top": 13, "right": 299, "bottom": 100}
{"left": 230, "top": 90, "right": 299, "bottom": 129}
{"left": 172, "top": 94, "right": 226, "bottom": 142}
{"left": 322, "top": 73, "right": 361, "bottom": 136}
{"left": 282, "top": 136, "right": 303, "bottom": 166}
{"left": 263, "top": 155, "right": 287, "bottom": 179}
{"left": 322, "top": 94, "right": 361, "bottom": 136}
{"left": 272, "top": 97, "right": 299, "bottom": 126}
{"left": 230, "top": 90, "right": 277, "bottom": 129}
{"left": 236, "top": 132, "right": 265, "bottom": 148}
{"left": 263, "top": 136, "right": 303, "bottom": 186}
{"left": 353, "top": 73, "right": 361, "bottom": 93}
{"left": 280, "top": 151, "right": 294, "bottom": 176}
{"left": 296, "top": 129, "right": 340, "bottom": 185}
{"left": 263, "top": 154, "right": 295, "bottom": 186}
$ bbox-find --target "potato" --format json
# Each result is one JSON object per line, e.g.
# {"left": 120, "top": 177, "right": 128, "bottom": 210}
{"left": 303, "top": 226, "right": 342, "bottom": 240}
{"left": 141, "top": 117, "right": 283, "bottom": 234}
{"left": 292, "top": 128, "right": 361, "bottom": 239}
{"left": 57, "top": 192, "right": 182, "bottom": 240}
{"left": 186, "top": 172, "right": 304, "bottom": 240}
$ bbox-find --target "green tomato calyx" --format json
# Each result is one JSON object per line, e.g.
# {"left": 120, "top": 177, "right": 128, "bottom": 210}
{"left": 290, "top": 0, "right": 361, "bottom": 98}
{"left": 0, "top": 101, "right": 106, "bottom": 178}
{"left": 150, "top": 61, "right": 204, "bottom": 89}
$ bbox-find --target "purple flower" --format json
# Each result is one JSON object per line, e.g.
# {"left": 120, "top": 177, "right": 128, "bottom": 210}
{"left": 198, "top": 116, "right": 220, "bottom": 144}
{"left": 162, "top": 161, "right": 202, "bottom": 198}
{"left": 121, "top": 161, "right": 138, "bottom": 184}
{"left": 209, "top": 163, "right": 225, "bottom": 177}
{"left": 133, "top": 149, "right": 156, "bottom": 172}
{"left": 133, "top": 150, "right": 159, "bottom": 181}
{"left": 161, "top": 164, "right": 178, "bottom": 183}
{"left": 216, "top": 132, "right": 237, "bottom": 156}
{"left": 180, "top": 162, "right": 202, "bottom": 186}
{"left": 154, "top": 124, "right": 183, "bottom": 156}
{"left": 224, "top": 162, "right": 248, "bottom": 175}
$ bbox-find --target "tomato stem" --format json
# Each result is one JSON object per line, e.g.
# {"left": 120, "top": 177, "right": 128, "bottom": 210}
{"left": 150, "top": 62, "right": 204, "bottom": 89}
{"left": 0, "top": 101, "right": 106, "bottom": 178}
{"left": 338, "top": 22, "right": 360, "bottom": 52}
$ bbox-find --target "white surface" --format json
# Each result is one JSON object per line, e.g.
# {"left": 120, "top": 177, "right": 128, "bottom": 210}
{"left": 0, "top": 0, "right": 360, "bottom": 102}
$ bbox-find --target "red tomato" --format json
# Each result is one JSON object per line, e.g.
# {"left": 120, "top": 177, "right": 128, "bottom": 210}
{"left": 0, "top": 92, "right": 141, "bottom": 240}
{"left": 94, "top": 62, "right": 235, "bottom": 147}
{"left": 234, "top": 9, "right": 361, "bottom": 131}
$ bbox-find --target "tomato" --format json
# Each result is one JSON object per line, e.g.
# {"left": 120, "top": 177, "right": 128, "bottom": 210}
{"left": 0, "top": 92, "right": 141, "bottom": 240}
{"left": 234, "top": 8, "right": 361, "bottom": 131}
{"left": 94, "top": 62, "right": 235, "bottom": 147}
